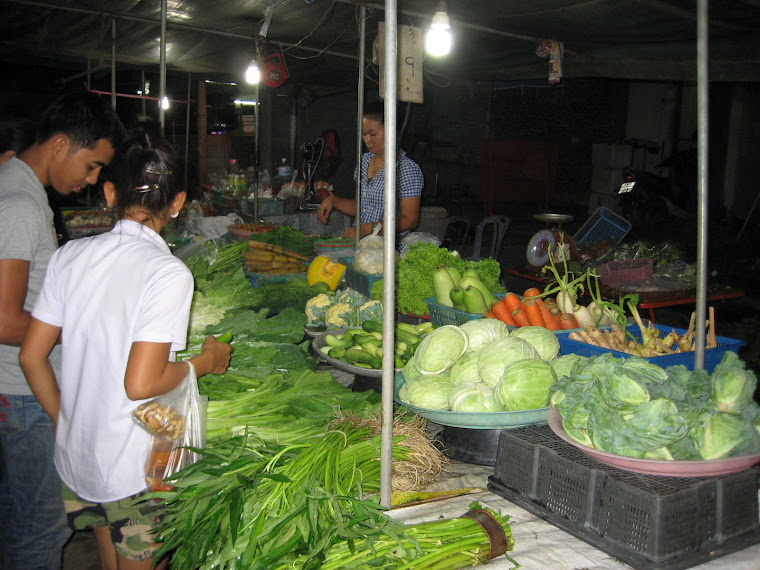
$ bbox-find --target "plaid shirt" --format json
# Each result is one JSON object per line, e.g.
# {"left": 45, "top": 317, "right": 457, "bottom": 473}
{"left": 354, "top": 150, "right": 423, "bottom": 225}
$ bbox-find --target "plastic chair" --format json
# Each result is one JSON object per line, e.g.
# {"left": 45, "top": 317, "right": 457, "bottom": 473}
{"left": 417, "top": 206, "right": 449, "bottom": 239}
{"left": 469, "top": 215, "right": 510, "bottom": 260}
{"left": 440, "top": 216, "right": 472, "bottom": 252}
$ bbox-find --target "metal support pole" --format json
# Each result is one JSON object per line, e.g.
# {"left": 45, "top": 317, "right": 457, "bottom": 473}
{"left": 379, "top": 0, "right": 397, "bottom": 510}
{"left": 355, "top": 6, "right": 366, "bottom": 250}
{"left": 110, "top": 19, "right": 116, "bottom": 111}
{"left": 159, "top": 0, "right": 167, "bottom": 136}
{"left": 253, "top": 82, "right": 260, "bottom": 220}
{"left": 694, "top": 0, "right": 709, "bottom": 369}
{"left": 184, "top": 72, "right": 191, "bottom": 192}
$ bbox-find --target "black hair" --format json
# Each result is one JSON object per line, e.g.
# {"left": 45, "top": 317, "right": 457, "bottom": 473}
{"left": 0, "top": 118, "right": 35, "bottom": 155}
{"left": 36, "top": 90, "right": 127, "bottom": 151}
{"left": 104, "top": 128, "right": 179, "bottom": 221}
{"left": 363, "top": 102, "right": 385, "bottom": 125}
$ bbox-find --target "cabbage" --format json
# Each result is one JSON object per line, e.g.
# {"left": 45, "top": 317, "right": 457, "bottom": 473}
{"left": 402, "top": 358, "right": 423, "bottom": 383}
{"left": 510, "top": 326, "right": 560, "bottom": 361}
{"left": 401, "top": 374, "right": 456, "bottom": 410}
{"left": 448, "top": 383, "right": 501, "bottom": 412}
{"left": 696, "top": 411, "right": 760, "bottom": 460}
{"left": 448, "top": 351, "right": 482, "bottom": 384}
{"left": 550, "top": 354, "right": 585, "bottom": 379}
{"left": 459, "top": 319, "right": 509, "bottom": 353}
{"left": 495, "top": 359, "right": 556, "bottom": 411}
{"left": 414, "top": 325, "right": 468, "bottom": 374}
{"left": 710, "top": 352, "right": 757, "bottom": 414}
{"left": 477, "top": 337, "right": 539, "bottom": 387}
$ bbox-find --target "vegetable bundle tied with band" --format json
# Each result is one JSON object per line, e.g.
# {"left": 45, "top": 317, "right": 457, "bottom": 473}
{"left": 243, "top": 240, "right": 310, "bottom": 274}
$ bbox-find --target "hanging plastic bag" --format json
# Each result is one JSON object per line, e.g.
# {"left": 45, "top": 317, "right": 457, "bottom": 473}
{"left": 399, "top": 231, "right": 441, "bottom": 257}
{"left": 354, "top": 224, "right": 395, "bottom": 275}
{"left": 132, "top": 362, "right": 207, "bottom": 492}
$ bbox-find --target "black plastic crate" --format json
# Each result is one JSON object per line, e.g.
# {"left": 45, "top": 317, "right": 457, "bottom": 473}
{"left": 488, "top": 424, "right": 760, "bottom": 570}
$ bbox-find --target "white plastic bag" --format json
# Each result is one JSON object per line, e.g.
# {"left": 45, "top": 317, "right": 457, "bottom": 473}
{"left": 399, "top": 232, "right": 441, "bottom": 257}
{"left": 133, "top": 362, "right": 207, "bottom": 492}
{"left": 354, "top": 224, "right": 389, "bottom": 275}
{"left": 185, "top": 213, "right": 242, "bottom": 239}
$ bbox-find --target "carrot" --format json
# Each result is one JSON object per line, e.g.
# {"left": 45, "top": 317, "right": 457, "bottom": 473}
{"left": 502, "top": 292, "right": 522, "bottom": 313}
{"left": 523, "top": 287, "right": 542, "bottom": 299}
{"left": 484, "top": 310, "right": 496, "bottom": 319}
{"left": 521, "top": 298, "right": 545, "bottom": 327}
{"left": 534, "top": 297, "right": 559, "bottom": 330}
{"left": 511, "top": 307, "right": 531, "bottom": 328}
{"left": 558, "top": 312, "right": 580, "bottom": 330}
{"left": 491, "top": 299, "right": 517, "bottom": 326}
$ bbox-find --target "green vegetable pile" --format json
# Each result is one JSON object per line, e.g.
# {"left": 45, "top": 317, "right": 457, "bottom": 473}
{"left": 399, "top": 321, "right": 576, "bottom": 412}
{"left": 246, "top": 225, "right": 317, "bottom": 257}
{"left": 320, "top": 320, "right": 432, "bottom": 370}
{"left": 550, "top": 351, "right": 760, "bottom": 460}
{"left": 370, "top": 242, "right": 504, "bottom": 317}
{"left": 305, "top": 288, "right": 382, "bottom": 329}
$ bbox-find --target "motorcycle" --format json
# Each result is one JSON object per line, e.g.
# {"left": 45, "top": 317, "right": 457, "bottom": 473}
{"left": 617, "top": 166, "right": 674, "bottom": 233}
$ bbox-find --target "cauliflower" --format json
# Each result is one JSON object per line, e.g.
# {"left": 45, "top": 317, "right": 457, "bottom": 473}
{"left": 304, "top": 293, "right": 333, "bottom": 328}
{"left": 358, "top": 299, "right": 383, "bottom": 323}
{"left": 325, "top": 302, "right": 355, "bottom": 329}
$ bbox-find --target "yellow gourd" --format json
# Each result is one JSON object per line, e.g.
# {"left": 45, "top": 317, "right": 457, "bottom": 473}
{"left": 306, "top": 256, "right": 346, "bottom": 290}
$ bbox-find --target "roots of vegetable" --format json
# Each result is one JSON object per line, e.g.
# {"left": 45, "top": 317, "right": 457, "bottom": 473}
{"left": 333, "top": 411, "right": 448, "bottom": 492}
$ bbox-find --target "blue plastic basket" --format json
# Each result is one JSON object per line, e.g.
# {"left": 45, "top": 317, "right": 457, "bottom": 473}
{"left": 338, "top": 256, "right": 382, "bottom": 297}
{"left": 555, "top": 323, "right": 744, "bottom": 372}
{"left": 424, "top": 293, "right": 507, "bottom": 327}
{"left": 572, "top": 207, "right": 631, "bottom": 262}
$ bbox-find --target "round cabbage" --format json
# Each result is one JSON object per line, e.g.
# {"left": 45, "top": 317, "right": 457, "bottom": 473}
{"left": 448, "top": 351, "right": 482, "bottom": 384}
{"left": 477, "top": 336, "right": 539, "bottom": 387}
{"left": 495, "top": 359, "right": 557, "bottom": 411}
{"left": 414, "top": 325, "right": 468, "bottom": 374}
{"left": 510, "top": 326, "right": 560, "bottom": 361}
{"left": 401, "top": 374, "right": 456, "bottom": 410}
{"left": 550, "top": 354, "right": 586, "bottom": 379}
{"left": 402, "top": 357, "right": 423, "bottom": 383}
{"left": 448, "top": 383, "right": 501, "bottom": 412}
{"left": 459, "top": 319, "right": 509, "bottom": 353}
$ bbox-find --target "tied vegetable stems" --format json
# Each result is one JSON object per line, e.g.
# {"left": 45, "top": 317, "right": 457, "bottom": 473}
{"left": 541, "top": 243, "right": 587, "bottom": 313}
{"left": 585, "top": 270, "right": 639, "bottom": 330}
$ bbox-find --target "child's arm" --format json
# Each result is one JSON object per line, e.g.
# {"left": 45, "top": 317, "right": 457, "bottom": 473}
{"left": 124, "top": 336, "right": 232, "bottom": 401}
{"left": 18, "top": 318, "right": 62, "bottom": 426}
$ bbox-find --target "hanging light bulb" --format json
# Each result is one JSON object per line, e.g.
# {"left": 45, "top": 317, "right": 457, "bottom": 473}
{"left": 161, "top": 96, "right": 170, "bottom": 110}
{"left": 245, "top": 60, "right": 261, "bottom": 84}
{"left": 425, "top": 3, "right": 452, "bottom": 57}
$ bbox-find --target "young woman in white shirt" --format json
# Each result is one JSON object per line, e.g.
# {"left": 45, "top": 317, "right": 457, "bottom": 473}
{"left": 19, "top": 128, "right": 232, "bottom": 570}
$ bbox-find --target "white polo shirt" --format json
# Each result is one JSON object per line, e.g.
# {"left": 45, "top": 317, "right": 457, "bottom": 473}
{"left": 32, "top": 219, "right": 194, "bottom": 502}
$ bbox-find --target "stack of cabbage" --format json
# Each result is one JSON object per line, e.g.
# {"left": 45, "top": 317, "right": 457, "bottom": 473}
{"left": 398, "top": 322, "right": 584, "bottom": 413}
{"left": 550, "top": 351, "right": 760, "bottom": 460}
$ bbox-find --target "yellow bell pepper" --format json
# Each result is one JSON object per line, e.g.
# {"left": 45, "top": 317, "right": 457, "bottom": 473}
{"left": 306, "top": 256, "right": 346, "bottom": 290}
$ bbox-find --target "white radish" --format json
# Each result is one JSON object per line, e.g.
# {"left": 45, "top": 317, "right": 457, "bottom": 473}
{"left": 556, "top": 291, "right": 576, "bottom": 314}
{"left": 587, "top": 301, "right": 615, "bottom": 326}
{"left": 572, "top": 304, "right": 596, "bottom": 328}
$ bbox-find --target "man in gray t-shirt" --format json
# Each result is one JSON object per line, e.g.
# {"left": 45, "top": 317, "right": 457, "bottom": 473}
{"left": 0, "top": 91, "right": 125, "bottom": 570}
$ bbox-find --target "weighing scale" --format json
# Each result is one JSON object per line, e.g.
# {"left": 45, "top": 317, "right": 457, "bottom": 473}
{"left": 526, "top": 212, "right": 575, "bottom": 267}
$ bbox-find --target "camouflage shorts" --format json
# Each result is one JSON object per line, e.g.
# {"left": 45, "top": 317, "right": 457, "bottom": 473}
{"left": 62, "top": 485, "right": 163, "bottom": 562}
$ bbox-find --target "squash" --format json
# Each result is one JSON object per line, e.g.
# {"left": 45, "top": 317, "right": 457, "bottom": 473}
{"left": 306, "top": 256, "right": 346, "bottom": 291}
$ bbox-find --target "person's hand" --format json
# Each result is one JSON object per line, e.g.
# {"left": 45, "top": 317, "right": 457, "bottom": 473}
{"left": 201, "top": 335, "right": 233, "bottom": 375}
{"left": 342, "top": 226, "right": 356, "bottom": 239}
{"left": 317, "top": 195, "right": 334, "bottom": 224}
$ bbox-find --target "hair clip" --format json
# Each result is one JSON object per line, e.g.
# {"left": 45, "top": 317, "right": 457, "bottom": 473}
{"left": 135, "top": 184, "right": 161, "bottom": 193}
{"left": 146, "top": 167, "right": 172, "bottom": 176}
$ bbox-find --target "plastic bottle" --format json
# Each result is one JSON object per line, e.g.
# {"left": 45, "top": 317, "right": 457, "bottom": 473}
{"left": 277, "top": 157, "right": 291, "bottom": 179}
{"left": 227, "top": 159, "right": 241, "bottom": 195}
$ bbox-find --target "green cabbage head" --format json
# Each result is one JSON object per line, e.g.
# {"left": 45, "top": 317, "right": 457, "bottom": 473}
{"left": 459, "top": 319, "right": 509, "bottom": 353}
{"left": 510, "top": 325, "right": 560, "bottom": 361}
{"left": 710, "top": 352, "right": 757, "bottom": 415}
{"left": 549, "top": 353, "right": 586, "bottom": 380}
{"left": 401, "top": 374, "right": 456, "bottom": 410}
{"left": 495, "top": 359, "right": 556, "bottom": 411}
{"left": 478, "top": 336, "right": 539, "bottom": 387}
{"left": 414, "top": 325, "right": 468, "bottom": 374}
{"left": 448, "top": 351, "right": 482, "bottom": 384}
{"left": 696, "top": 411, "right": 760, "bottom": 460}
{"left": 448, "top": 383, "right": 501, "bottom": 412}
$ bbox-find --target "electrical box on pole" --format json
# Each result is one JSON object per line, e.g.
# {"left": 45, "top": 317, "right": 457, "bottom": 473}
{"left": 377, "top": 23, "right": 424, "bottom": 103}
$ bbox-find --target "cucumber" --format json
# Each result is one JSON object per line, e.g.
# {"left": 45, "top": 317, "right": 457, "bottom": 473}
{"left": 361, "top": 320, "right": 383, "bottom": 333}
{"left": 217, "top": 332, "right": 233, "bottom": 344}
{"left": 362, "top": 340, "right": 381, "bottom": 358}
{"left": 328, "top": 347, "right": 346, "bottom": 359}
{"left": 344, "top": 347, "right": 382, "bottom": 369}
{"left": 394, "top": 355, "right": 405, "bottom": 369}
{"left": 352, "top": 333, "right": 377, "bottom": 346}
{"left": 396, "top": 322, "right": 421, "bottom": 336}
{"left": 325, "top": 334, "right": 353, "bottom": 349}
{"left": 395, "top": 329, "right": 421, "bottom": 347}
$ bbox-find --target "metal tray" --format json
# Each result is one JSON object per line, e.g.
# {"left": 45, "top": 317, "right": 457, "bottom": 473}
{"left": 311, "top": 329, "right": 399, "bottom": 378}
{"left": 548, "top": 408, "right": 760, "bottom": 477}
{"left": 394, "top": 372, "right": 548, "bottom": 430}
{"left": 533, "top": 212, "right": 574, "bottom": 225}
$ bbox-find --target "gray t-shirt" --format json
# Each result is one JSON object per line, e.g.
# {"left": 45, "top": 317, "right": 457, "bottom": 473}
{"left": 0, "top": 157, "right": 61, "bottom": 395}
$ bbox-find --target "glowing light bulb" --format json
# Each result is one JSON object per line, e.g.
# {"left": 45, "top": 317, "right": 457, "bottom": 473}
{"left": 161, "top": 96, "right": 170, "bottom": 110}
{"left": 426, "top": 10, "right": 452, "bottom": 56}
{"left": 245, "top": 61, "right": 260, "bottom": 84}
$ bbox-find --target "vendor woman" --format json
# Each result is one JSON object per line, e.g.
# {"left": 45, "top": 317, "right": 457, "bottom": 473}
{"left": 317, "top": 103, "right": 423, "bottom": 239}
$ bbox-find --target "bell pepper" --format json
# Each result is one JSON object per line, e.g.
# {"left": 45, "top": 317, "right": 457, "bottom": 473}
{"left": 306, "top": 255, "right": 346, "bottom": 290}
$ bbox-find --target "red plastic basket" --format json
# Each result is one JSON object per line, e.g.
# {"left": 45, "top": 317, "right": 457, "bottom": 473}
{"left": 597, "top": 257, "right": 653, "bottom": 286}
